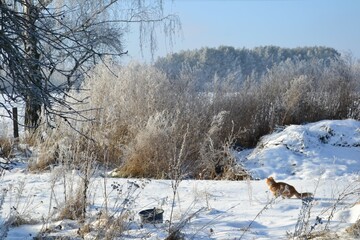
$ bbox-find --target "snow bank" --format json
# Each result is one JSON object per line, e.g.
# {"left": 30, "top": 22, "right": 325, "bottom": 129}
{"left": 239, "top": 119, "right": 360, "bottom": 180}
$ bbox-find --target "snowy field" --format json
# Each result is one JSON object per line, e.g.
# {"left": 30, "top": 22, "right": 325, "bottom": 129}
{"left": 0, "top": 119, "right": 359, "bottom": 239}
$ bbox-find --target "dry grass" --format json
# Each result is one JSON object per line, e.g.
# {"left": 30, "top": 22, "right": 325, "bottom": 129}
{"left": 298, "top": 230, "right": 339, "bottom": 239}
{"left": 346, "top": 219, "right": 360, "bottom": 238}
{"left": 117, "top": 112, "right": 175, "bottom": 178}
{"left": 27, "top": 124, "right": 62, "bottom": 172}
{"left": 78, "top": 214, "right": 128, "bottom": 239}
{"left": 9, "top": 214, "right": 39, "bottom": 227}
{"left": 57, "top": 188, "right": 85, "bottom": 221}
{"left": 28, "top": 58, "right": 360, "bottom": 179}
{"left": 0, "top": 137, "right": 12, "bottom": 158}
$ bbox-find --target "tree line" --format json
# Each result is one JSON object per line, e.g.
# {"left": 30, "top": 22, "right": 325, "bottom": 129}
{"left": 155, "top": 46, "right": 341, "bottom": 91}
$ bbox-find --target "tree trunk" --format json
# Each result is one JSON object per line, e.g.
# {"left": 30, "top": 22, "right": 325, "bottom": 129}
{"left": 23, "top": 0, "right": 42, "bottom": 131}
{"left": 25, "top": 96, "right": 41, "bottom": 130}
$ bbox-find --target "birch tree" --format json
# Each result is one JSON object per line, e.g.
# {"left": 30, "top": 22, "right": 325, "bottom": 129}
{"left": 0, "top": 0, "right": 180, "bottom": 130}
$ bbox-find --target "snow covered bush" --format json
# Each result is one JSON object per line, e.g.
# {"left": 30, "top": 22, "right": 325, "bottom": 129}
{"left": 29, "top": 54, "right": 360, "bottom": 179}
{"left": 0, "top": 137, "right": 12, "bottom": 159}
{"left": 347, "top": 219, "right": 360, "bottom": 238}
{"left": 116, "top": 111, "right": 177, "bottom": 178}
{"left": 29, "top": 60, "right": 234, "bottom": 178}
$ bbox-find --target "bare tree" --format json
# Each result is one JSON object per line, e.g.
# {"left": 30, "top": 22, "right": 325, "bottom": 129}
{"left": 0, "top": 0, "right": 180, "bottom": 131}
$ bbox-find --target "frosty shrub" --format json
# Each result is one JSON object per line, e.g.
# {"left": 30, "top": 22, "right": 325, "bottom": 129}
{"left": 198, "top": 111, "right": 250, "bottom": 180}
{"left": 28, "top": 127, "right": 61, "bottom": 172}
{"left": 30, "top": 61, "right": 226, "bottom": 178}
{"left": 0, "top": 137, "right": 12, "bottom": 158}
{"left": 117, "top": 111, "right": 177, "bottom": 178}
{"left": 346, "top": 219, "right": 360, "bottom": 238}
{"left": 30, "top": 55, "right": 360, "bottom": 179}
{"left": 57, "top": 185, "right": 86, "bottom": 220}
{"left": 222, "top": 57, "right": 360, "bottom": 145}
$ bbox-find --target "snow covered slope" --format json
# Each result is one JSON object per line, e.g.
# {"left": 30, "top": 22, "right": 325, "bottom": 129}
{"left": 240, "top": 119, "right": 360, "bottom": 181}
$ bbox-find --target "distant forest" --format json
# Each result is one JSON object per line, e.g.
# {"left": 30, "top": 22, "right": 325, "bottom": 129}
{"left": 155, "top": 46, "right": 341, "bottom": 91}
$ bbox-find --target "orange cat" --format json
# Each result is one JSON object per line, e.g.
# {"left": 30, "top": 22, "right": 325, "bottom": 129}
{"left": 266, "top": 177, "right": 313, "bottom": 199}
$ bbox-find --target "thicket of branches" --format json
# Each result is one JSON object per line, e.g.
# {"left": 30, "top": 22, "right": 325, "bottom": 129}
{"left": 0, "top": 0, "right": 180, "bottom": 129}
{"left": 31, "top": 53, "right": 360, "bottom": 179}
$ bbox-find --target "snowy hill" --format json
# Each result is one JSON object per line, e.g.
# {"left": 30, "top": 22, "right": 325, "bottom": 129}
{"left": 240, "top": 119, "right": 360, "bottom": 181}
{"left": 0, "top": 119, "right": 359, "bottom": 239}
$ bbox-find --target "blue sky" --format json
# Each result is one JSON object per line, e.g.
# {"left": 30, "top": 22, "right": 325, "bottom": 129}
{"left": 124, "top": 0, "right": 360, "bottom": 62}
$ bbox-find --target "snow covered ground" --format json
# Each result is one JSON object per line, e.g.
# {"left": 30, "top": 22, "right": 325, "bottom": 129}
{"left": 0, "top": 119, "right": 359, "bottom": 239}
